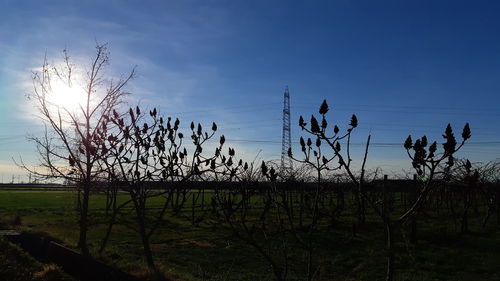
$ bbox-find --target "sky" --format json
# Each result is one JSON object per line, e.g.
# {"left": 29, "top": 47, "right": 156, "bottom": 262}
{"left": 1, "top": 0, "right": 499, "bottom": 182}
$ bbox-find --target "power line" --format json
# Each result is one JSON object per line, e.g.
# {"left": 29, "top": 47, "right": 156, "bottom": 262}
{"left": 293, "top": 101, "right": 500, "bottom": 113}
{"left": 291, "top": 105, "right": 500, "bottom": 117}
{"left": 224, "top": 138, "right": 500, "bottom": 147}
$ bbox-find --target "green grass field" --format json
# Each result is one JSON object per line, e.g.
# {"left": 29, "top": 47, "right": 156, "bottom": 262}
{"left": 1, "top": 188, "right": 500, "bottom": 281}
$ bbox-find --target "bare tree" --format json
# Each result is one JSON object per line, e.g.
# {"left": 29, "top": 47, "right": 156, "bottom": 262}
{"left": 23, "top": 44, "right": 134, "bottom": 256}
{"left": 100, "top": 105, "right": 233, "bottom": 270}
{"left": 292, "top": 99, "right": 471, "bottom": 281}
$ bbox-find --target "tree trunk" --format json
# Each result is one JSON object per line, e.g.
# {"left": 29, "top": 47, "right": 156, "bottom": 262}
{"left": 355, "top": 191, "right": 365, "bottom": 224}
{"left": 410, "top": 217, "right": 417, "bottom": 243}
{"left": 299, "top": 189, "right": 304, "bottom": 228}
{"left": 385, "top": 222, "right": 394, "bottom": 281}
{"left": 140, "top": 226, "right": 155, "bottom": 269}
{"left": 78, "top": 187, "right": 90, "bottom": 256}
{"left": 99, "top": 207, "right": 118, "bottom": 254}
{"left": 410, "top": 174, "right": 418, "bottom": 243}
{"left": 133, "top": 197, "right": 156, "bottom": 269}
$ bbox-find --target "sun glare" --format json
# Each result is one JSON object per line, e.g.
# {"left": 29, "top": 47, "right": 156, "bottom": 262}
{"left": 49, "top": 80, "right": 87, "bottom": 113}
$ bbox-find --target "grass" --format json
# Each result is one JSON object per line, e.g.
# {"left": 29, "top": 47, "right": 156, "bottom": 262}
{"left": 1, "top": 188, "right": 500, "bottom": 281}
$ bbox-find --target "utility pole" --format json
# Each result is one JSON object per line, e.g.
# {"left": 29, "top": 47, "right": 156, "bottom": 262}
{"left": 281, "top": 87, "right": 293, "bottom": 177}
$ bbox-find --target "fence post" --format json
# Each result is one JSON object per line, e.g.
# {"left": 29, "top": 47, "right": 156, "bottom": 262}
{"left": 383, "top": 175, "right": 388, "bottom": 216}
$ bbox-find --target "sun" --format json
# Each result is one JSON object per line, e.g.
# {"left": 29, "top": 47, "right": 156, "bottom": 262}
{"left": 48, "top": 79, "right": 88, "bottom": 113}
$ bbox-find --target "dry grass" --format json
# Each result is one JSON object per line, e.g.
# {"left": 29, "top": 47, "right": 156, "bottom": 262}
{"left": 128, "top": 263, "right": 188, "bottom": 281}
{"left": 185, "top": 239, "right": 216, "bottom": 248}
{"left": 33, "top": 264, "right": 62, "bottom": 279}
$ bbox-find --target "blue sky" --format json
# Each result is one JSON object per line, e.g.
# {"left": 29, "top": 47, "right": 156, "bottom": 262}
{"left": 1, "top": 0, "right": 499, "bottom": 181}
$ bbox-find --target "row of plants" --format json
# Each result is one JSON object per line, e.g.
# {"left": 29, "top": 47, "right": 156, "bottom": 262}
{"left": 18, "top": 44, "right": 500, "bottom": 281}
{"left": 0, "top": 237, "right": 74, "bottom": 281}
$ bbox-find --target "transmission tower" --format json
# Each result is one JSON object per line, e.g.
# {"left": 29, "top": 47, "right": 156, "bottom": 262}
{"left": 281, "top": 87, "right": 293, "bottom": 175}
